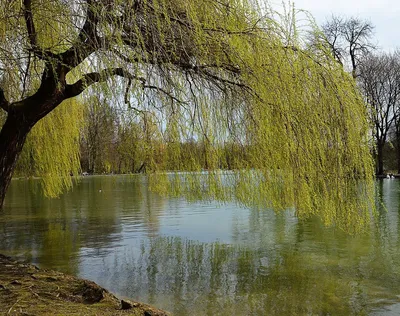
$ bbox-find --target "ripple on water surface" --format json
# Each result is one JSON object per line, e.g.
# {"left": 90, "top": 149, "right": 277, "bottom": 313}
{"left": 2, "top": 176, "right": 400, "bottom": 315}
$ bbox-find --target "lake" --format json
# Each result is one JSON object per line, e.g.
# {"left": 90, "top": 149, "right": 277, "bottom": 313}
{"left": 1, "top": 175, "right": 400, "bottom": 315}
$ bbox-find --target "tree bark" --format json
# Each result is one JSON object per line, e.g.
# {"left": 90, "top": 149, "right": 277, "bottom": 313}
{"left": 376, "top": 140, "right": 384, "bottom": 176}
{"left": 396, "top": 129, "right": 400, "bottom": 174}
{"left": 0, "top": 113, "right": 33, "bottom": 208}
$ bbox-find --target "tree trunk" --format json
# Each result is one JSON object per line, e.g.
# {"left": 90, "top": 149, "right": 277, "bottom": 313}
{"left": 394, "top": 127, "right": 400, "bottom": 174}
{"left": 0, "top": 113, "right": 33, "bottom": 208}
{"left": 376, "top": 140, "right": 384, "bottom": 176}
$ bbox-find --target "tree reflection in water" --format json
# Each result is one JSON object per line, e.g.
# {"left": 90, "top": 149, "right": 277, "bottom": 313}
{"left": 1, "top": 177, "right": 400, "bottom": 315}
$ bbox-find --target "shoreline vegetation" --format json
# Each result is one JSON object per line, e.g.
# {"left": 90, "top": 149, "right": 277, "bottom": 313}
{"left": 0, "top": 254, "right": 168, "bottom": 316}
{"left": 11, "top": 171, "right": 400, "bottom": 181}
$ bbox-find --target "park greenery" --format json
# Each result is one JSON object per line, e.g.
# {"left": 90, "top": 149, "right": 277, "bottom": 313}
{"left": 0, "top": 0, "right": 376, "bottom": 233}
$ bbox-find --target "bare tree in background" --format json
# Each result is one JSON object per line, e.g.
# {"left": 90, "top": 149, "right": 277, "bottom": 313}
{"left": 322, "top": 15, "right": 375, "bottom": 78}
{"left": 358, "top": 53, "right": 400, "bottom": 175}
{"left": 391, "top": 50, "right": 400, "bottom": 174}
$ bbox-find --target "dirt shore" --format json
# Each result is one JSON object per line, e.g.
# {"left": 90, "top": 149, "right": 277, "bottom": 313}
{"left": 0, "top": 254, "right": 169, "bottom": 316}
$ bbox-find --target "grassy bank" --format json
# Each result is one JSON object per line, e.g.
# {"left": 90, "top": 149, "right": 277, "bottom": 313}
{"left": 0, "top": 254, "right": 168, "bottom": 316}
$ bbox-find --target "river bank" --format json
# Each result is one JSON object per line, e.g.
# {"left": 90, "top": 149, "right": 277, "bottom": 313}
{"left": 0, "top": 254, "right": 168, "bottom": 316}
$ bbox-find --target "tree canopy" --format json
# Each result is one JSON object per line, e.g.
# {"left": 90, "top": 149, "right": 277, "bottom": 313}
{"left": 0, "top": 0, "right": 374, "bottom": 233}
{"left": 321, "top": 15, "right": 375, "bottom": 78}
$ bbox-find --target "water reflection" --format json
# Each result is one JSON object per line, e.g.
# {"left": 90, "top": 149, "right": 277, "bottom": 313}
{"left": 1, "top": 176, "right": 400, "bottom": 315}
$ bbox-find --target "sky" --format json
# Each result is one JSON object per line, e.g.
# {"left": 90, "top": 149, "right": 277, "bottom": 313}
{"left": 272, "top": 0, "right": 400, "bottom": 51}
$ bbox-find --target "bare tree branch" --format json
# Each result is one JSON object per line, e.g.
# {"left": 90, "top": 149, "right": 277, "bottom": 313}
{"left": 321, "top": 15, "right": 375, "bottom": 78}
{"left": 142, "top": 84, "right": 187, "bottom": 104}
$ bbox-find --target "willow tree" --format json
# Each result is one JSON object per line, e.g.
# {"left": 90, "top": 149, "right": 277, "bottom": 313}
{"left": 0, "top": 0, "right": 374, "bottom": 232}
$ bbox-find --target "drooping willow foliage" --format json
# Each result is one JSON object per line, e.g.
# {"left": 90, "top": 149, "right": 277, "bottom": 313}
{"left": 0, "top": 0, "right": 374, "bottom": 233}
{"left": 15, "top": 99, "right": 83, "bottom": 197}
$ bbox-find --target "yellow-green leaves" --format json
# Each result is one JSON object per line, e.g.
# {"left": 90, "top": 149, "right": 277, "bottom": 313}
{"left": 2, "top": 0, "right": 375, "bottom": 233}
{"left": 143, "top": 0, "right": 375, "bottom": 233}
{"left": 16, "top": 98, "right": 83, "bottom": 197}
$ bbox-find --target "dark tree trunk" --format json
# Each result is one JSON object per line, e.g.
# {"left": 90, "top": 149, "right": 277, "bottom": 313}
{"left": 397, "top": 130, "right": 400, "bottom": 174}
{"left": 131, "top": 159, "right": 135, "bottom": 174}
{"left": 0, "top": 113, "right": 33, "bottom": 208}
{"left": 376, "top": 140, "right": 384, "bottom": 176}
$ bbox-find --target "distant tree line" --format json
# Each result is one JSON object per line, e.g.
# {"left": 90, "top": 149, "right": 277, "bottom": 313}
{"left": 75, "top": 95, "right": 249, "bottom": 175}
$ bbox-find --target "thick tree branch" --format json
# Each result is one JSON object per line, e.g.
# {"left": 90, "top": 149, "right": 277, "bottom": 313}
{"left": 23, "top": 0, "right": 59, "bottom": 61}
{"left": 65, "top": 68, "right": 145, "bottom": 99}
{"left": 23, "top": 0, "right": 37, "bottom": 48}
{"left": 0, "top": 88, "right": 9, "bottom": 112}
{"left": 65, "top": 67, "right": 188, "bottom": 105}
{"left": 60, "top": 0, "right": 103, "bottom": 68}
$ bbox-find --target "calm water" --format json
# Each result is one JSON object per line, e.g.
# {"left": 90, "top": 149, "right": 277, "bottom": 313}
{"left": 1, "top": 176, "right": 400, "bottom": 315}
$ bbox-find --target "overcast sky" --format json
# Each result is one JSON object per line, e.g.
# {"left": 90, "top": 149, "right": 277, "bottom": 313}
{"left": 272, "top": 0, "right": 400, "bottom": 51}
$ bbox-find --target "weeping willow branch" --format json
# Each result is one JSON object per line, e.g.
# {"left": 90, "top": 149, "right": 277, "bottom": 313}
{"left": 65, "top": 68, "right": 146, "bottom": 98}
{"left": 0, "top": 0, "right": 376, "bottom": 233}
{"left": 66, "top": 68, "right": 190, "bottom": 106}
{"left": 142, "top": 84, "right": 187, "bottom": 104}
{"left": 23, "top": 0, "right": 37, "bottom": 49}
{"left": 60, "top": 0, "right": 104, "bottom": 68}
{"left": 23, "top": 0, "right": 59, "bottom": 62}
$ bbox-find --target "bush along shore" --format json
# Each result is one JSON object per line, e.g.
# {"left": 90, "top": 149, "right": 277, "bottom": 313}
{"left": 0, "top": 254, "right": 168, "bottom": 316}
